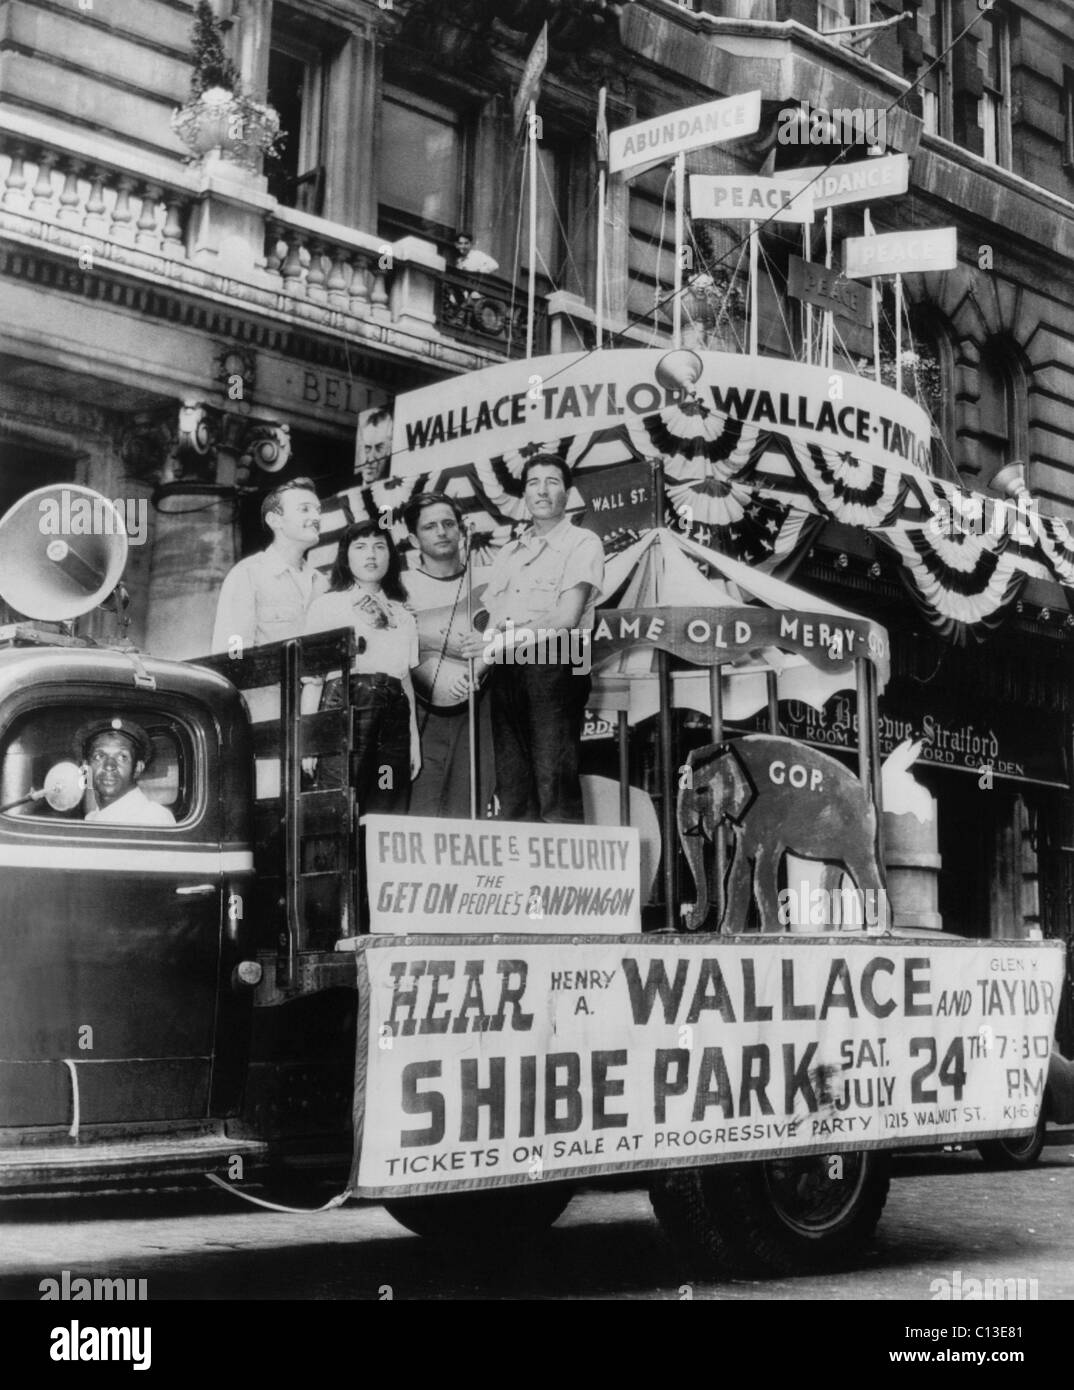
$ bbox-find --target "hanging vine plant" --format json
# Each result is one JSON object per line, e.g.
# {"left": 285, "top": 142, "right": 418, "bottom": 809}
{"left": 171, "top": 1, "right": 282, "bottom": 172}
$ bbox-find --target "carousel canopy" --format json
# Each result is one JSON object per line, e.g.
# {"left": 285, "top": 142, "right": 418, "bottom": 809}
{"left": 588, "top": 525, "right": 888, "bottom": 726}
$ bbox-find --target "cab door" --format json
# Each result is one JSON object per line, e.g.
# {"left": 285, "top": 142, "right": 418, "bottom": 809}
{"left": 0, "top": 689, "right": 249, "bottom": 1134}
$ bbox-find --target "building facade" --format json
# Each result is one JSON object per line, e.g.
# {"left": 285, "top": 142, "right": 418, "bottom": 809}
{"left": 2, "top": 0, "right": 1074, "bottom": 1038}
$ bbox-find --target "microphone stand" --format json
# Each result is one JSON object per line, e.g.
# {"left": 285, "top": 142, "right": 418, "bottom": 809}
{"left": 464, "top": 525, "right": 478, "bottom": 820}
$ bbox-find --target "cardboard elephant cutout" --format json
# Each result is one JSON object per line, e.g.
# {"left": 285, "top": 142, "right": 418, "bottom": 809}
{"left": 678, "top": 735, "right": 885, "bottom": 933}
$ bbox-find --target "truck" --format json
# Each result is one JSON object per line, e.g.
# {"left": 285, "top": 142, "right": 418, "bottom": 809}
{"left": 0, "top": 489, "right": 1066, "bottom": 1279}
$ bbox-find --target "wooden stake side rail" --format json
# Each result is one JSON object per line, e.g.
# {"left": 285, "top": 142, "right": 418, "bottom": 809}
{"left": 191, "top": 629, "right": 357, "bottom": 986}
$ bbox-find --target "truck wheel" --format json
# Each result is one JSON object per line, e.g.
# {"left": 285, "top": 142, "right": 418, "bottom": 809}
{"left": 383, "top": 1183, "right": 574, "bottom": 1243}
{"left": 651, "top": 1152, "right": 891, "bottom": 1277}
{"left": 976, "top": 1115, "right": 1047, "bottom": 1169}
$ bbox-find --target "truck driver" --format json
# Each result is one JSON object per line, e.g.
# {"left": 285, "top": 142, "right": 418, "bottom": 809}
{"left": 78, "top": 717, "right": 176, "bottom": 826}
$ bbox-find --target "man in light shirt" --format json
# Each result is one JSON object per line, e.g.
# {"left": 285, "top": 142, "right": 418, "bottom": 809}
{"left": 79, "top": 718, "right": 176, "bottom": 826}
{"left": 402, "top": 491, "right": 495, "bottom": 818}
{"left": 211, "top": 477, "right": 325, "bottom": 654}
{"left": 461, "top": 454, "right": 603, "bottom": 824}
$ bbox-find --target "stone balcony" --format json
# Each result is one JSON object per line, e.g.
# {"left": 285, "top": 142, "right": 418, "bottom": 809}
{"left": 0, "top": 107, "right": 558, "bottom": 391}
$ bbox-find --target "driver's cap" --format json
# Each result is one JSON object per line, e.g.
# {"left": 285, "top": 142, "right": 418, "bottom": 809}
{"left": 76, "top": 716, "right": 151, "bottom": 765}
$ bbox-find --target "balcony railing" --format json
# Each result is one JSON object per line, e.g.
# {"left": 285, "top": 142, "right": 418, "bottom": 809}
{"left": 264, "top": 207, "right": 392, "bottom": 314}
{"left": 437, "top": 267, "right": 549, "bottom": 358}
{"left": 0, "top": 120, "right": 194, "bottom": 259}
{"left": 0, "top": 108, "right": 571, "bottom": 369}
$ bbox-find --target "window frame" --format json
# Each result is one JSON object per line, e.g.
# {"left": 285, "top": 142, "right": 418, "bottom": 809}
{"left": 972, "top": 340, "right": 1027, "bottom": 485}
{"left": 377, "top": 84, "right": 472, "bottom": 248}
{"left": 266, "top": 29, "right": 329, "bottom": 215}
{"left": 0, "top": 690, "right": 204, "bottom": 834}
{"left": 977, "top": 7, "right": 1012, "bottom": 170}
{"left": 520, "top": 135, "right": 572, "bottom": 287}
{"left": 915, "top": 0, "right": 953, "bottom": 141}
{"left": 1065, "top": 66, "right": 1074, "bottom": 171}
{"left": 816, "top": 0, "right": 870, "bottom": 34}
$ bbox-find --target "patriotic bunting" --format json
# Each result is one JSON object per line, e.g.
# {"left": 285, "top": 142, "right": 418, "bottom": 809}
{"left": 317, "top": 399, "right": 1073, "bottom": 644}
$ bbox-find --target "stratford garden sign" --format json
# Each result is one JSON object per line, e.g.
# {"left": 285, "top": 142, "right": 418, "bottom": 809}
{"left": 742, "top": 692, "right": 1069, "bottom": 789}
{"left": 582, "top": 689, "right": 1066, "bottom": 788}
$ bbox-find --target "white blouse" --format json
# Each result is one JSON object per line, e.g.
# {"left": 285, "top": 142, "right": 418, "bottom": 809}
{"left": 304, "top": 589, "right": 419, "bottom": 681}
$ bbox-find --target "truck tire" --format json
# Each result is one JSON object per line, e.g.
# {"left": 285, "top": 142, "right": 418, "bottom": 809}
{"left": 383, "top": 1183, "right": 574, "bottom": 1243}
{"left": 651, "top": 1152, "right": 891, "bottom": 1277}
{"left": 976, "top": 1114, "right": 1047, "bottom": 1169}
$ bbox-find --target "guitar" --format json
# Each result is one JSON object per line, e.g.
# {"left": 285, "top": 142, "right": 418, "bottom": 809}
{"left": 411, "top": 593, "right": 491, "bottom": 710}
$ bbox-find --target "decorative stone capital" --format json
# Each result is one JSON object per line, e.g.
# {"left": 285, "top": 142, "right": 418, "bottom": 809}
{"left": 119, "top": 410, "right": 178, "bottom": 485}
{"left": 238, "top": 420, "right": 292, "bottom": 483}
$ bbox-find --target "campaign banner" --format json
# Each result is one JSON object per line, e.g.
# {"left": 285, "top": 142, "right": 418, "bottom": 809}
{"left": 351, "top": 936, "right": 1064, "bottom": 1195}
{"left": 845, "top": 227, "right": 958, "bottom": 279}
{"left": 390, "top": 350, "right": 933, "bottom": 478}
{"left": 777, "top": 154, "right": 909, "bottom": 210}
{"left": 608, "top": 92, "right": 761, "bottom": 175}
{"left": 363, "top": 814, "right": 641, "bottom": 935}
{"left": 689, "top": 175, "right": 814, "bottom": 225}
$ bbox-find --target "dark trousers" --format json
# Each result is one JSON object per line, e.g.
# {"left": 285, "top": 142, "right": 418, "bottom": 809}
{"left": 410, "top": 693, "right": 496, "bottom": 819}
{"left": 319, "top": 673, "right": 411, "bottom": 814}
{"left": 490, "top": 663, "right": 590, "bottom": 823}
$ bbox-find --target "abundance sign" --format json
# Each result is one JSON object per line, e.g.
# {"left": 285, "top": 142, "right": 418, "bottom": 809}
{"left": 609, "top": 92, "right": 761, "bottom": 174}
{"left": 351, "top": 936, "right": 1064, "bottom": 1196}
{"left": 364, "top": 814, "right": 641, "bottom": 935}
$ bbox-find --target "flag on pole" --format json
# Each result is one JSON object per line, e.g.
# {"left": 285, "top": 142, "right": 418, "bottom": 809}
{"left": 596, "top": 86, "right": 608, "bottom": 171}
{"left": 513, "top": 22, "right": 548, "bottom": 135}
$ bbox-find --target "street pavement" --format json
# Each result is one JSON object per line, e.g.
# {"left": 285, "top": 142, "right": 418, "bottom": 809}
{"left": 1, "top": 1137, "right": 1072, "bottom": 1302}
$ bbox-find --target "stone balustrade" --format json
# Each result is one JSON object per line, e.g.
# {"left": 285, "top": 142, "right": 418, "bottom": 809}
{"left": 0, "top": 114, "right": 195, "bottom": 260}
{"left": 0, "top": 109, "right": 558, "bottom": 367}
{"left": 263, "top": 206, "right": 393, "bottom": 316}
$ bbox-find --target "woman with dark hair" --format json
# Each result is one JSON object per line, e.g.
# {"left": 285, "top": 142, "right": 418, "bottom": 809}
{"left": 301, "top": 520, "right": 420, "bottom": 813}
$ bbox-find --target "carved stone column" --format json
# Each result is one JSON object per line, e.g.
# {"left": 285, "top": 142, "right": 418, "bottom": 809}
{"left": 323, "top": 18, "right": 382, "bottom": 233}
{"left": 140, "top": 403, "right": 301, "bottom": 660}
{"left": 139, "top": 402, "right": 238, "bottom": 661}
{"left": 233, "top": 0, "right": 273, "bottom": 100}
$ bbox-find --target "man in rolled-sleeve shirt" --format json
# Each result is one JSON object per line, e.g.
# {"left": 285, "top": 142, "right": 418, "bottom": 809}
{"left": 211, "top": 477, "right": 326, "bottom": 654}
{"left": 462, "top": 454, "right": 603, "bottom": 824}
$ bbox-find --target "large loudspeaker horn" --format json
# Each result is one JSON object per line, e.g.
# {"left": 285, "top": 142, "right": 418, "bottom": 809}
{"left": 0, "top": 485, "right": 129, "bottom": 622}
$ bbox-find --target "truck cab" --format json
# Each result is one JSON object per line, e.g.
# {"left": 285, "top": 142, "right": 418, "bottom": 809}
{"left": 0, "top": 639, "right": 261, "bottom": 1186}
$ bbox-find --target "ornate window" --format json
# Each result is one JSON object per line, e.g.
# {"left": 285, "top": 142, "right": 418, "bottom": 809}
{"left": 520, "top": 139, "right": 569, "bottom": 285}
{"left": 266, "top": 37, "right": 326, "bottom": 214}
{"left": 977, "top": 7, "right": 1012, "bottom": 168}
{"left": 377, "top": 87, "right": 468, "bottom": 245}
{"left": 1064, "top": 66, "right": 1074, "bottom": 170}
{"left": 973, "top": 341, "right": 1026, "bottom": 485}
{"left": 915, "top": 0, "right": 952, "bottom": 139}
{"left": 817, "top": 0, "right": 869, "bottom": 34}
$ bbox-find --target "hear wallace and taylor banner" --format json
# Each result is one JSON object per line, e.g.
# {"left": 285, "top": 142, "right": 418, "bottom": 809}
{"left": 350, "top": 938, "right": 1064, "bottom": 1197}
